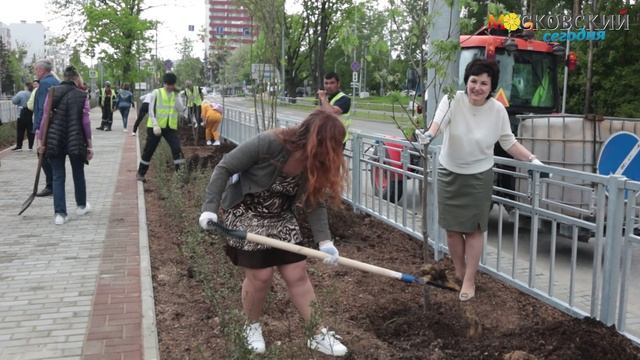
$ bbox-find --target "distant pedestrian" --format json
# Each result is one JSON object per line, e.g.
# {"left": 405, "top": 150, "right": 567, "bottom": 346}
{"left": 116, "top": 83, "right": 134, "bottom": 132}
{"left": 136, "top": 73, "right": 186, "bottom": 182}
{"left": 37, "top": 66, "right": 93, "bottom": 225}
{"left": 97, "top": 81, "right": 116, "bottom": 131}
{"left": 131, "top": 92, "right": 151, "bottom": 136}
{"left": 200, "top": 100, "right": 223, "bottom": 146}
{"left": 12, "top": 81, "right": 35, "bottom": 151}
{"left": 33, "top": 59, "right": 60, "bottom": 197}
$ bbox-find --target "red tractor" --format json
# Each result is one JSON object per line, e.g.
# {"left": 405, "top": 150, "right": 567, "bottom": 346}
{"left": 372, "top": 27, "right": 563, "bottom": 202}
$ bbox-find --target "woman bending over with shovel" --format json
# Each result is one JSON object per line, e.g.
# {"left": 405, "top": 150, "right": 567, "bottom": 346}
{"left": 198, "top": 110, "right": 348, "bottom": 356}
{"left": 416, "top": 59, "right": 545, "bottom": 301}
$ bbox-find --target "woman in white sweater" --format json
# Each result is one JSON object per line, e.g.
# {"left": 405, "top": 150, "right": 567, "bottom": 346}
{"left": 420, "top": 59, "right": 544, "bottom": 301}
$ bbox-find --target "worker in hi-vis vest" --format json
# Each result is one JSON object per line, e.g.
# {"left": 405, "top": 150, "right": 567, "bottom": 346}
{"left": 317, "top": 72, "right": 351, "bottom": 143}
{"left": 136, "top": 72, "right": 187, "bottom": 182}
{"left": 184, "top": 80, "right": 203, "bottom": 126}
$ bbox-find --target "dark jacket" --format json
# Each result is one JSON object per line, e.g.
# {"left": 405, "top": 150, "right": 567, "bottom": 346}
{"left": 201, "top": 131, "right": 331, "bottom": 242}
{"left": 45, "top": 81, "right": 89, "bottom": 161}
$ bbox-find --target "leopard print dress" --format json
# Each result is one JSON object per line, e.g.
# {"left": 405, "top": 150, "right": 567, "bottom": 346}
{"left": 223, "top": 174, "right": 303, "bottom": 252}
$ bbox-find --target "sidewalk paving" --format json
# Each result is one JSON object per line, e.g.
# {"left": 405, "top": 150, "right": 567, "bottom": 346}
{"left": 0, "top": 108, "right": 158, "bottom": 360}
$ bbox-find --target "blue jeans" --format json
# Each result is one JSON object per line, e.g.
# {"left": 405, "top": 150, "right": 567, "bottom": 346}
{"left": 50, "top": 155, "right": 87, "bottom": 216}
{"left": 119, "top": 106, "right": 131, "bottom": 129}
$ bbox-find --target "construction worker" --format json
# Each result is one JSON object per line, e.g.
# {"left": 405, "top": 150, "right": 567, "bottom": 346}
{"left": 184, "top": 80, "right": 203, "bottom": 126}
{"left": 136, "top": 73, "right": 186, "bottom": 182}
{"left": 97, "top": 81, "right": 116, "bottom": 131}
{"left": 317, "top": 72, "right": 351, "bottom": 143}
{"left": 200, "top": 100, "right": 223, "bottom": 146}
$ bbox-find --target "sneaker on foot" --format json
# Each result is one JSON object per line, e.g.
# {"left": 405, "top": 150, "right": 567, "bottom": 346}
{"left": 76, "top": 202, "right": 91, "bottom": 216}
{"left": 206, "top": 140, "right": 212, "bottom": 146}
{"left": 136, "top": 173, "right": 146, "bottom": 182}
{"left": 54, "top": 213, "right": 67, "bottom": 225}
{"left": 123, "top": 129, "right": 128, "bottom": 132}
{"left": 213, "top": 140, "right": 221, "bottom": 146}
{"left": 244, "top": 322, "right": 266, "bottom": 354}
{"left": 11, "top": 147, "right": 22, "bottom": 152}
{"left": 307, "top": 328, "right": 347, "bottom": 357}
{"left": 131, "top": 132, "right": 136, "bottom": 136}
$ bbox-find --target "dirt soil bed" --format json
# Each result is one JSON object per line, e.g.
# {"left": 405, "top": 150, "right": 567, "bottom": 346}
{"left": 145, "top": 131, "right": 640, "bottom": 359}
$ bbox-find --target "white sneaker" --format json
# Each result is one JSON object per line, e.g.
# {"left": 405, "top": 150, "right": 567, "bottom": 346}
{"left": 54, "top": 214, "right": 67, "bottom": 225}
{"left": 123, "top": 129, "right": 128, "bottom": 132}
{"left": 131, "top": 132, "right": 136, "bottom": 136}
{"left": 244, "top": 322, "right": 266, "bottom": 354}
{"left": 76, "top": 202, "right": 91, "bottom": 216}
{"left": 206, "top": 140, "right": 212, "bottom": 146}
{"left": 307, "top": 328, "right": 348, "bottom": 357}
{"left": 213, "top": 140, "right": 221, "bottom": 146}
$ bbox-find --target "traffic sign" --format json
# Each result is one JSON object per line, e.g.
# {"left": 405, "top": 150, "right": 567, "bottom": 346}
{"left": 351, "top": 61, "right": 361, "bottom": 72}
{"left": 352, "top": 71, "right": 358, "bottom": 83}
{"left": 89, "top": 70, "right": 97, "bottom": 79}
{"left": 597, "top": 131, "right": 640, "bottom": 182}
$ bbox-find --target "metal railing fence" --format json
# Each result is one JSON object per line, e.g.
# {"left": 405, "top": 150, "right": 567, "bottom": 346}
{"left": 220, "top": 105, "right": 640, "bottom": 346}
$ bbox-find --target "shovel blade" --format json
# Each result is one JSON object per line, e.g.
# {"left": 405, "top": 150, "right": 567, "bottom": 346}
{"left": 18, "top": 193, "right": 36, "bottom": 215}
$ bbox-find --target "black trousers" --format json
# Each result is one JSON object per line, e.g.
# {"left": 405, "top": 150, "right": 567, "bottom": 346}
{"left": 137, "top": 127, "right": 184, "bottom": 176}
{"left": 190, "top": 105, "right": 202, "bottom": 125}
{"left": 16, "top": 113, "right": 35, "bottom": 149}
{"left": 100, "top": 105, "right": 114, "bottom": 129}
{"left": 132, "top": 102, "right": 149, "bottom": 133}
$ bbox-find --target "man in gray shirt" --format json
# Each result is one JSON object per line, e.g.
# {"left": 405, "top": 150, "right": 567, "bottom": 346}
{"left": 11, "top": 82, "right": 35, "bottom": 151}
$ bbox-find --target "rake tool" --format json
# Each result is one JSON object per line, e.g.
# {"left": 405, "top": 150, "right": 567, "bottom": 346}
{"left": 206, "top": 221, "right": 458, "bottom": 291}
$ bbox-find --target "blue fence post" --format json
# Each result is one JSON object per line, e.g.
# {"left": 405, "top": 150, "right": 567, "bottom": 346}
{"left": 600, "top": 175, "right": 627, "bottom": 325}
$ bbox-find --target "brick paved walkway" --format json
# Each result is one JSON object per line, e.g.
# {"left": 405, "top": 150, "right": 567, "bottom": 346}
{"left": 0, "top": 108, "right": 158, "bottom": 360}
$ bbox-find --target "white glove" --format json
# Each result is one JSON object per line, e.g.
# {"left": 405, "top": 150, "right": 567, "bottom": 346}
{"left": 530, "top": 158, "right": 552, "bottom": 178}
{"left": 153, "top": 125, "right": 162, "bottom": 136}
{"left": 199, "top": 211, "right": 218, "bottom": 230}
{"left": 415, "top": 129, "right": 433, "bottom": 145}
{"left": 319, "top": 240, "right": 339, "bottom": 266}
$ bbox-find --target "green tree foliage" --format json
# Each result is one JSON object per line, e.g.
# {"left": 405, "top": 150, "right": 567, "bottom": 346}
{"left": 0, "top": 39, "right": 29, "bottom": 95}
{"left": 52, "top": 0, "right": 155, "bottom": 86}
{"left": 564, "top": 1, "right": 640, "bottom": 117}
{"left": 173, "top": 38, "right": 204, "bottom": 87}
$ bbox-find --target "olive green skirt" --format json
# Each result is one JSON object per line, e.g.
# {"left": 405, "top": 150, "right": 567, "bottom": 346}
{"left": 437, "top": 167, "right": 494, "bottom": 233}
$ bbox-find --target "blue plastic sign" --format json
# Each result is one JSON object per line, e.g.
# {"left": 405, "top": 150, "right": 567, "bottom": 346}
{"left": 597, "top": 131, "right": 640, "bottom": 182}
{"left": 351, "top": 61, "right": 361, "bottom": 72}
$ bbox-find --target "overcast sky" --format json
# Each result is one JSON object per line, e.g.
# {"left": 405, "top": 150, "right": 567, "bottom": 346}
{"left": 1, "top": 0, "right": 207, "bottom": 61}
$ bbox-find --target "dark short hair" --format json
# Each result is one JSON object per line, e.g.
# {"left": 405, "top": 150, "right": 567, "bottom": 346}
{"left": 122, "top": 83, "right": 130, "bottom": 90}
{"left": 463, "top": 59, "right": 500, "bottom": 98}
{"left": 324, "top": 72, "right": 340, "bottom": 83}
{"left": 163, "top": 72, "right": 177, "bottom": 85}
{"left": 63, "top": 66, "right": 80, "bottom": 81}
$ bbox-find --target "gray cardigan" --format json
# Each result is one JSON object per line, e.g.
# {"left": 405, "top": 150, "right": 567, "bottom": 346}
{"left": 201, "top": 131, "right": 331, "bottom": 242}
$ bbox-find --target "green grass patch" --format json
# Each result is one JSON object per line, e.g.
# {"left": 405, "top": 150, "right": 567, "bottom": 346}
{"left": 0, "top": 122, "right": 17, "bottom": 149}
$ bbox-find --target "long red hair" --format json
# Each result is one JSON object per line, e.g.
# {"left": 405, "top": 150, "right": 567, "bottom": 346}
{"left": 277, "top": 110, "right": 347, "bottom": 207}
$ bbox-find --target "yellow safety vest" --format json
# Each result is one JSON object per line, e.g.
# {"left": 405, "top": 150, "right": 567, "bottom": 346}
{"left": 192, "top": 86, "right": 202, "bottom": 106}
{"left": 148, "top": 88, "right": 178, "bottom": 129}
{"left": 185, "top": 86, "right": 202, "bottom": 106}
{"left": 100, "top": 88, "right": 115, "bottom": 107}
{"left": 329, "top": 91, "right": 351, "bottom": 142}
